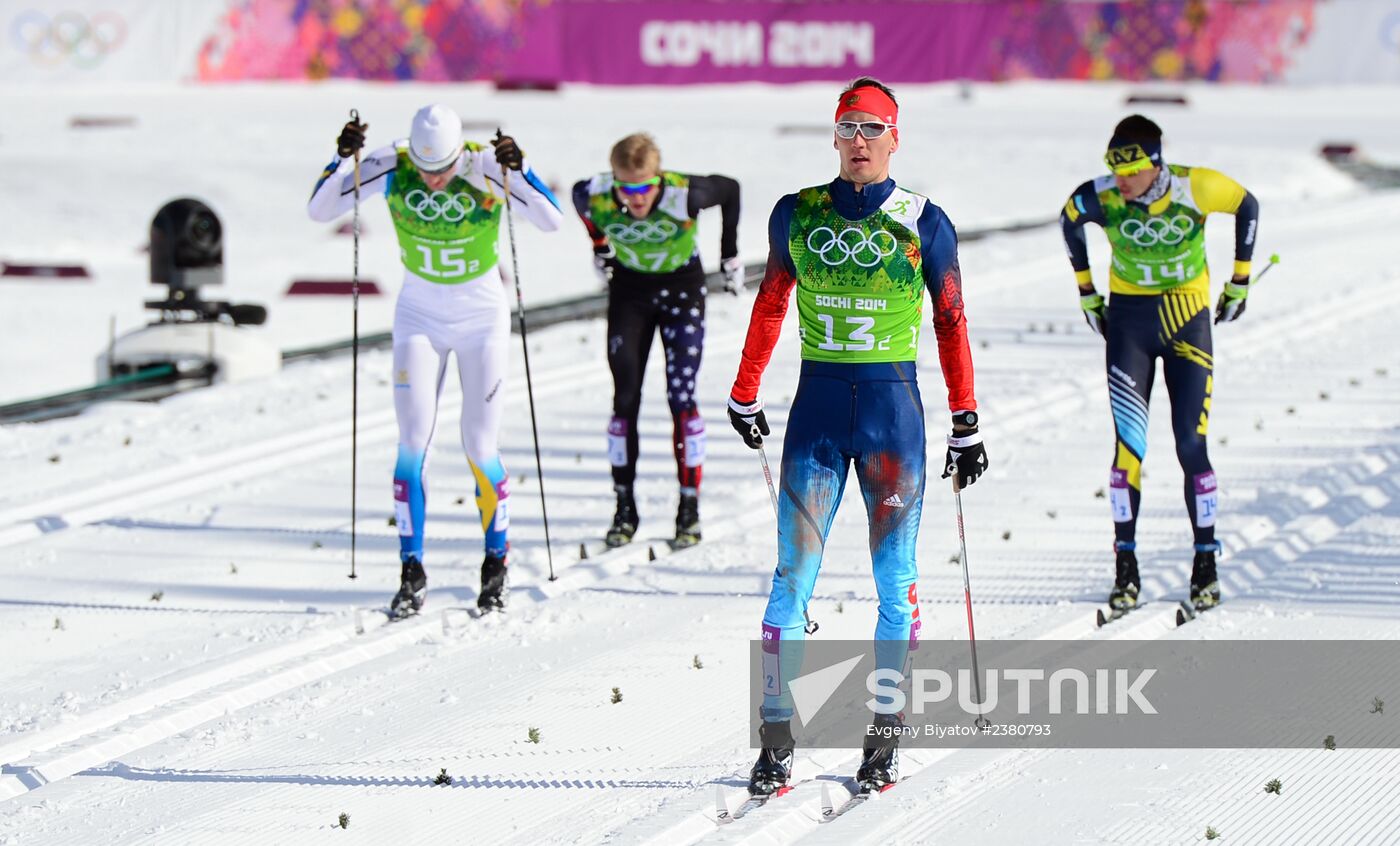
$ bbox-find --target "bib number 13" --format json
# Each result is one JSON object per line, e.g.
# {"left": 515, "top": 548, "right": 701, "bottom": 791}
{"left": 817, "top": 314, "right": 876, "bottom": 351}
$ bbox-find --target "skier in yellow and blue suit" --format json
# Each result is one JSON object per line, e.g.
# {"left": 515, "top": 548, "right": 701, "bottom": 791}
{"left": 1060, "top": 114, "right": 1260, "bottom": 615}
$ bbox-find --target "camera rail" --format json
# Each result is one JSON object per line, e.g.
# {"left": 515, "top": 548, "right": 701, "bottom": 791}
{"left": 0, "top": 217, "right": 1053, "bottom": 425}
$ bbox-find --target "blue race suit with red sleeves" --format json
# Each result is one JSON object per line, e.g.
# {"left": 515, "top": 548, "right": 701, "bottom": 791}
{"left": 731, "top": 177, "right": 977, "bottom": 722}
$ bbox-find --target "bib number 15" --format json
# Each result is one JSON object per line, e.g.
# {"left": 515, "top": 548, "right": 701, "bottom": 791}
{"left": 415, "top": 245, "right": 480, "bottom": 279}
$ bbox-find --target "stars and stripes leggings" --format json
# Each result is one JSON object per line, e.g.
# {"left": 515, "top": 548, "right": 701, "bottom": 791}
{"left": 1105, "top": 290, "right": 1218, "bottom": 553}
{"left": 605, "top": 274, "right": 707, "bottom": 493}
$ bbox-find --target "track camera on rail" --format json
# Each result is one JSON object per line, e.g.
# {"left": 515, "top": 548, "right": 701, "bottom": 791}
{"left": 97, "top": 199, "right": 280, "bottom": 385}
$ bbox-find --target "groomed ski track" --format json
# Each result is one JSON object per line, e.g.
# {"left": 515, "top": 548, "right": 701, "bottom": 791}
{"left": 2, "top": 184, "right": 1399, "bottom": 844}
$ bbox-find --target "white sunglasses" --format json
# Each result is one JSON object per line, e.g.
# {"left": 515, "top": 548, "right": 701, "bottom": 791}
{"left": 835, "top": 121, "right": 895, "bottom": 140}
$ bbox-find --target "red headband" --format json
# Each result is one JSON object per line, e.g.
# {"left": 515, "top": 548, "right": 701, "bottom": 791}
{"left": 835, "top": 86, "right": 898, "bottom": 125}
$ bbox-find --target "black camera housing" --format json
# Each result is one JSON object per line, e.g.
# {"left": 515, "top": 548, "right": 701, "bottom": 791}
{"left": 145, "top": 198, "right": 266, "bottom": 326}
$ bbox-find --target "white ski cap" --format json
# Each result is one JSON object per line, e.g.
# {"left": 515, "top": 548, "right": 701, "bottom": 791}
{"left": 408, "top": 104, "right": 463, "bottom": 172}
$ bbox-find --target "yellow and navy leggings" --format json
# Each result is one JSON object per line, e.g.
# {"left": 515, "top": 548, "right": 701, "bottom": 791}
{"left": 760, "top": 360, "right": 925, "bottom": 722}
{"left": 1105, "top": 291, "right": 1218, "bottom": 552}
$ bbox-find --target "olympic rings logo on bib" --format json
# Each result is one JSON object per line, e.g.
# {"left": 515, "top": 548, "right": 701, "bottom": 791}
{"left": 604, "top": 219, "right": 678, "bottom": 244}
{"left": 10, "top": 10, "right": 128, "bottom": 69}
{"left": 806, "top": 227, "right": 898, "bottom": 268}
{"left": 1118, "top": 215, "right": 1194, "bottom": 247}
{"left": 405, "top": 189, "right": 477, "bottom": 222}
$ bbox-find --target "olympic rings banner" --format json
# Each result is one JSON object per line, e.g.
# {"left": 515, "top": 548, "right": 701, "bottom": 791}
{"left": 4, "top": 0, "right": 1400, "bottom": 84}
{"left": 0, "top": 0, "right": 223, "bottom": 82}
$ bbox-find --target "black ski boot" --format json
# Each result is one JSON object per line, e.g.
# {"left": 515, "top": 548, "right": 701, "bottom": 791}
{"left": 673, "top": 491, "right": 701, "bottom": 549}
{"left": 856, "top": 713, "right": 902, "bottom": 793}
{"left": 1190, "top": 545, "right": 1221, "bottom": 611}
{"left": 747, "top": 719, "right": 795, "bottom": 796}
{"left": 605, "top": 485, "right": 639, "bottom": 548}
{"left": 389, "top": 555, "right": 426, "bottom": 619}
{"left": 478, "top": 552, "right": 508, "bottom": 612}
{"left": 1109, "top": 546, "right": 1141, "bottom": 612}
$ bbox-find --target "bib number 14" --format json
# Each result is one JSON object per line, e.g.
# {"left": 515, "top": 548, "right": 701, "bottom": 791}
{"left": 1137, "top": 261, "right": 1189, "bottom": 287}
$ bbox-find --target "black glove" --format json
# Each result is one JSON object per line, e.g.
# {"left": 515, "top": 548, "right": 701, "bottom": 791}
{"left": 1214, "top": 278, "right": 1249, "bottom": 324}
{"left": 1080, "top": 291, "right": 1107, "bottom": 337}
{"left": 337, "top": 118, "right": 367, "bottom": 159}
{"left": 492, "top": 129, "right": 524, "bottom": 171}
{"left": 942, "top": 411, "right": 988, "bottom": 489}
{"left": 593, "top": 243, "right": 619, "bottom": 284}
{"left": 728, "top": 397, "right": 769, "bottom": 450}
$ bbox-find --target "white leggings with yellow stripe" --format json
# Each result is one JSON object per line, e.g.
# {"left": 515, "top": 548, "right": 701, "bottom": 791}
{"left": 391, "top": 272, "right": 511, "bottom": 563}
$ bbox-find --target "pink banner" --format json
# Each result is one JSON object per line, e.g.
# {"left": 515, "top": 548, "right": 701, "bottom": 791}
{"left": 196, "top": 0, "right": 560, "bottom": 83}
{"left": 192, "top": 0, "right": 1320, "bottom": 85}
{"left": 555, "top": 0, "right": 1319, "bottom": 85}
{"left": 557, "top": 1, "right": 1009, "bottom": 85}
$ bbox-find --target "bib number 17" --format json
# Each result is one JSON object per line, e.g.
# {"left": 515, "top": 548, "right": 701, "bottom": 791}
{"left": 616, "top": 244, "right": 670, "bottom": 271}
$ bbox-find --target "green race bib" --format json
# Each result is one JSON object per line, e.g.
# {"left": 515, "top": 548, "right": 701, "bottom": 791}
{"left": 386, "top": 145, "right": 502, "bottom": 284}
{"left": 788, "top": 185, "right": 926, "bottom": 363}
{"left": 1101, "top": 165, "right": 1208, "bottom": 290}
{"left": 586, "top": 171, "right": 698, "bottom": 273}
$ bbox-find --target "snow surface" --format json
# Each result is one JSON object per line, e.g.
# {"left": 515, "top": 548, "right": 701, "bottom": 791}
{"left": 0, "top": 79, "right": 1380, "bottom": 403}
{"left": 2, "top": 81, "right": 1399, "bottom": 844}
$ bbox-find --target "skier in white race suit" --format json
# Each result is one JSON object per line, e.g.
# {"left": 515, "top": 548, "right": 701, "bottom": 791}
{"left": 308, "top": 104, "right": 562, "bottom": 616}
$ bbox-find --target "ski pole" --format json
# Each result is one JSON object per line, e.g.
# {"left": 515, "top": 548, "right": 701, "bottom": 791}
{"left": 952, "top": 475, "right": 989, "bottom": 729}
{"left": 498, "top": 146, "right": 557, "bottom": 582}
{"left": 1253, "top": 252, "right": 1280, "bottom": 285}
{"left": 348, "top": 107, "right": 362, "bottom": 581}
{"left": 1217, "top": 253, "right": 1279, "bottom": 326}
{"left": 755, "top": 428, "right": 815, "bottom": 633}
{"left": 755, "top": 430, "right": 779, "bottom": 521}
